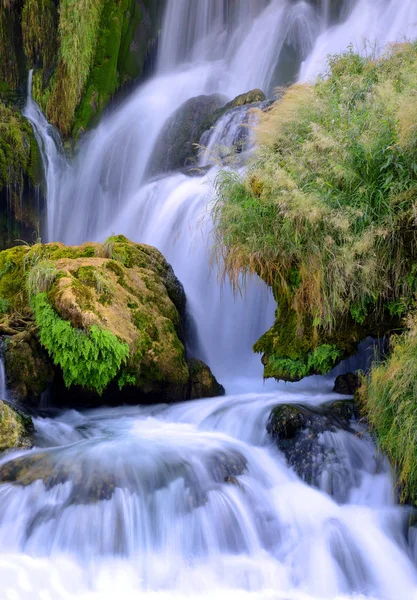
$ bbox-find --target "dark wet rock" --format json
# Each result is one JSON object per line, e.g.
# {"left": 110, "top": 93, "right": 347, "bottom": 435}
{"left": 334, "top": 372, "right": 360, "bottom": 395}
{"left": 267, "top": 401, "right": 357, "bottom": 496}
{"left": 148, "top": 93, "right": 228, "bottom": 175}
{"left": 187, "top": 358, "right": 225, "bottom": 399}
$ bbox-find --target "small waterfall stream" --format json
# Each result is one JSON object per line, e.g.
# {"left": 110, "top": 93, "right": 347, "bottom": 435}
{"left": 0, "top": 352, "right": 7, "bottom": 400}
{"left": 6, "top": 0, "right": 417, "bottom": 597}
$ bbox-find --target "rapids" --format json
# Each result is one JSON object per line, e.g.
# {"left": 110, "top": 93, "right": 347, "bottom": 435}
{"left": 5, "top": 0, "right": 417, "bottom": 598}
{"left": 0, "top": 387, "right": 416, "bottom": 600}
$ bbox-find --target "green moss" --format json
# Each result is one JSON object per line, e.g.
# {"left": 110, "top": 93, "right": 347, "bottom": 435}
{"left": 265, "top": 344, "right": 341, "bottom": 380}
{"left": 0, "top": 245, "right": 30, "bottom": 313}
{"left": 0, "top": 102, "right": 42, "bottom": 189}
{"left": 72, "top": 0, "right": 136, "bottom": 136}
{"left": 32, "top": 292, "right": 129, "bottom": 394}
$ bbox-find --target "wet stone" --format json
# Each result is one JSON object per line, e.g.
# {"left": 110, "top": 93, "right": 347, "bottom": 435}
{"left": 266, "top": 401, "right": 357, "bottom": 497}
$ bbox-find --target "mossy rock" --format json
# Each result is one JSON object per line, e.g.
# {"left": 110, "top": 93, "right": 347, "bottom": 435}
{"left": 253, "top": 296, "right": 395, "bottom": 382}
{"left": 4, "top": 330, "right": 54, "bottom": 401}
{"left": 0, "top": 400, "right": 34, "bottom": 451}
{"left": 187, "top": 358, "right": 225, "bottom": 399}
{"left": 0, "top": 236, "right": 225, "bottom": 403}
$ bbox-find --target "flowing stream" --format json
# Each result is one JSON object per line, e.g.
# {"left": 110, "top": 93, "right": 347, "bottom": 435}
{"left": 5, "top": 0, "right": 417, "bottom": 598}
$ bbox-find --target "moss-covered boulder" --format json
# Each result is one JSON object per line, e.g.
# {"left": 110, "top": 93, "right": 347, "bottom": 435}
{"left": 0, "top": 235, "right": 222, "bottom": 404}
{"left": 213, "top": 44, "right": 417, "bottom": 382}
{"left": 0, "top": 400, "right": 33, "bottom": 451}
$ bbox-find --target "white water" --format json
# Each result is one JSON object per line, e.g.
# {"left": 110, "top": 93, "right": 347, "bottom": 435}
{"left": 0, "top": 391, "right": 416, "bottom": 599}
{"left": 0, "top": 355, "right": 7, "bottom": 400}
{"left": 11, "top": 1, "right": 417, "bottom": 598}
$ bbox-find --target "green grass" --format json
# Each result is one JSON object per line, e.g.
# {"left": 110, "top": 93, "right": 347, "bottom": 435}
{"left": 213, "top": 42, "right": 417, "bottom": 379}
{"left": 359, "top": 319, "right": 417, "bottom": 504}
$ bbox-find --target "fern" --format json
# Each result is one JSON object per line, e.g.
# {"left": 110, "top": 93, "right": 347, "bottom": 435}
{"left": 32, "top": 292, "right": 129, "bottom": 394}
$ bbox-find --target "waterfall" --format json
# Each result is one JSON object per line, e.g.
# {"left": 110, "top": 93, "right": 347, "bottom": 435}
{"left": 0, "top": 353, "right": 7, "bottom": 400}
{"left": 7, "top": 1, "right": 417, "bottom": 598}
{"left": 23, "top": 0, "right": 417, "bottom": 388}
{"left": 23, "top": 71, "right": 65, "bottom": 242}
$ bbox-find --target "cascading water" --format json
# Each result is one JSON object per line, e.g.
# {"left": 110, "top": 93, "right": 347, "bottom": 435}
{"left": 9, "top": 0, "right": 417, "bottom": 598}
{"left": 0, "top": 349, "right": 7, "bottom": 400}
{"left": 1, "top": 391, "right": 417, "bottom": 599}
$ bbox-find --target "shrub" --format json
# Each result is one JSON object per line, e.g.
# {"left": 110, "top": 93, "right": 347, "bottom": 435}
{"left": 213, "top": 42, "right": 417, "bottom": 378}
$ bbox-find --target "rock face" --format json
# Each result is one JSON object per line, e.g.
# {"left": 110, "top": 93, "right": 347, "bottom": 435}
{"left": 0, "top": 0, "right": 164, "bottom": 137}
{"left": 0, "top": 102, "right": 44, "bottom": 251}
{"left": 0, "top": 400, "right": 33, "bottom": 451}
{"left": 267, "top": 401, "right": 358, "bottom": 500}
{"left": 187, "top": 358, "right": 225, "bottom": 399}
{"left": 148, "top": 93, "right": 228, "bottom": 175}
{"left": 0, "top": 235, "right": 223, "bottom": 405}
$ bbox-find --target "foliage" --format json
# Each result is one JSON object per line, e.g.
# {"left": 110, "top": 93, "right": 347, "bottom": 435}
{"left": 359, "top": 317, "right": 417, "bottom": 505}
{"left": 21, "top": 0, "right": 57, "bottom": 72}
{"left": 46, "top": 0, "right": 105, "bottom": 135}
{"left": 32, "top": 292, "right": 129, "bottom": 394}
{"left": 213, "top": 42, "right": 417, "bottom": 379}
{"left": 27, "top": 260, "right": 57, "bottom": 296}
{"left": 266, "top": 344, "right": 341, "bottom": 380}
{"left": 0, "top": 102, "right": 41, "bottom": 190}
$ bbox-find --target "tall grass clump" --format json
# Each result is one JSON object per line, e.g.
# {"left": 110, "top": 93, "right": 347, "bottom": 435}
{"left": 47, "top": 0, "right": 104, "bottom": 134}
{"left": 213, "top": 42, "right": 417, "bottom": 379}
{"left": 359, "top": 318, "right": 417, "bottom": 504}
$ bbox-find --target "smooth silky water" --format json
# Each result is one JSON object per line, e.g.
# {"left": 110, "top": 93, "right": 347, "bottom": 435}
{"left": 7, "top": 0, "right": 417, "bottom": 598}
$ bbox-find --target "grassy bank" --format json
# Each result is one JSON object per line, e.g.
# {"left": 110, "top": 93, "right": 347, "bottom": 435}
{"left": 359, "top": 320, "right": 417, "bottom": 505}
{"left": 213, "top": 42, "right": 417, "bottom": 380}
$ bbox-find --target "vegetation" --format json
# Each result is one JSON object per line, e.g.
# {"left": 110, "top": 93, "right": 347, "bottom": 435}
{"left": 213, "top": 42, "right": 417, "bottom": 380}
{"left": 32, "top": 292, "right": 129, "bottom": 394}
{"left": 0, "top": 237, "right": 193, "bottom": 398}
{"left": 358, "top": 318, "right": 417, "bottom": 505}
{"left": 0, "top": 0, "right": 160, "bottom": 136}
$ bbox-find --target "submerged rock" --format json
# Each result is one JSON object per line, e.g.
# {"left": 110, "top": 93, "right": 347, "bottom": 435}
{"left": 0, "top": 235, "right": 223, "bottom": 405}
